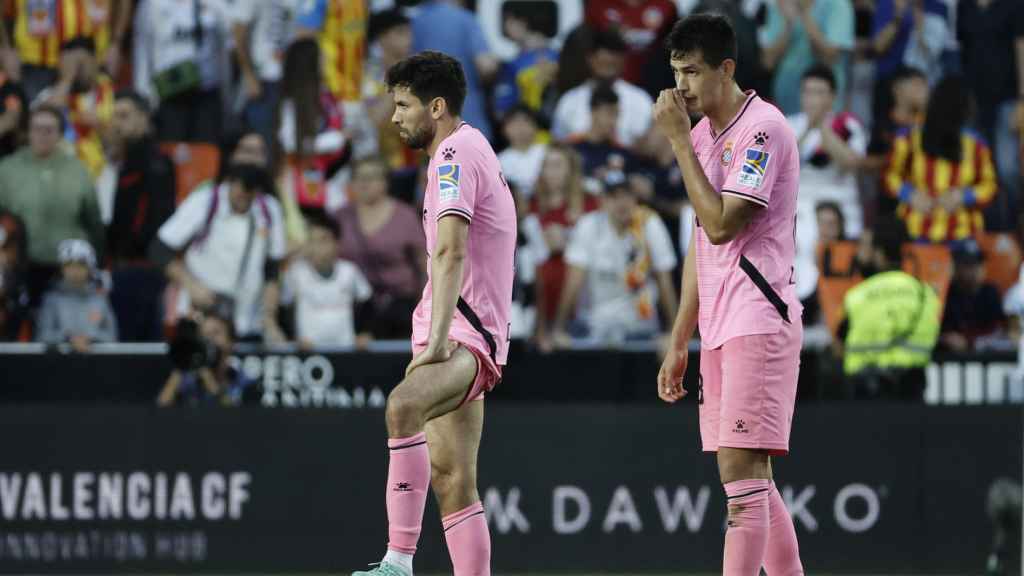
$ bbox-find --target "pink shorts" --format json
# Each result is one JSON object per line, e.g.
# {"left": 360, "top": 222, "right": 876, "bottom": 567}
{"left": 412, "top": 340, "right": 502, "bottom": 406}
{"left": 698, "top": 319, "right": 802, "bottom": 456}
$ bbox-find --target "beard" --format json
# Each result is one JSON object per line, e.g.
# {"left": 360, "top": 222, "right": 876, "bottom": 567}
{"left": 400, "top": 122, "right": 435, "bottom": 150}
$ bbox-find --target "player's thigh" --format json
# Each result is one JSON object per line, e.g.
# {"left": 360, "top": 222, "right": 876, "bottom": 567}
{"left": 698, "top": 346, "right": 724, "bottom": 452}
{"left": 393, "top": 345, "right": 479, "bottom": 422}
{"left": 425, "top": 399, "right": 484, "bottom": 513}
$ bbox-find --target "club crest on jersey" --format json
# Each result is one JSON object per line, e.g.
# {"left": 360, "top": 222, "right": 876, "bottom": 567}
{"left": 721, "top": 141, "right": 734, "bottom": 166}
{"left": 437, "top": 163, "right": 461, "bottom": 202}
{"left": 737, "top": 148, "right": 770, "bottom": 188}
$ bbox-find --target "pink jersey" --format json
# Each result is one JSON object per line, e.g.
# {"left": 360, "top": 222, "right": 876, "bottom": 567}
{"left": 413, "top": 122, "right": 517, "bottom": 367}
{"left": 691, "top": 91, "right": 802, "bottom": 349}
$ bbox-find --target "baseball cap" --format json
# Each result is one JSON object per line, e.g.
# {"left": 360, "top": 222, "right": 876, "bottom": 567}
{"left": 952, "top": 239, "right": 984, "bottom": 266}
{"left": 57, "top": 239, "right": 96, "bottom": 269}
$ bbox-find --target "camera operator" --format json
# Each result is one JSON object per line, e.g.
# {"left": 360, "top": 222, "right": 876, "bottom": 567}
{"left": 157, "top": 311, "right": 253, "bottom": 406}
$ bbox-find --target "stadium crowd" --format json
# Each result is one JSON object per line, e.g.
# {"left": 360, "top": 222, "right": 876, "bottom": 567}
{"left": 0, "top": 0, "right": 1021, "bottom": 394}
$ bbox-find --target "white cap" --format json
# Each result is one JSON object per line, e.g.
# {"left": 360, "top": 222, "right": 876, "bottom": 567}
{"left": 57, "top": 239, "right": 96, "bottom": 269}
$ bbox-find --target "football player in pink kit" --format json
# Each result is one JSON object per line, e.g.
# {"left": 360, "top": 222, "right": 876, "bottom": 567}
{"left": 654, "top": 15, "right": 805, "bottom": 576}
{"left": 352, "top": 51, "right": 516, "bottom": 576}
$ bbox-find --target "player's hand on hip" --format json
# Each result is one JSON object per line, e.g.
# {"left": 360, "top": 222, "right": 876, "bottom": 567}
{"left": 657, "top": 347, "right": 688, "bottom": 404}
{"left": 654, "top": 89, "right": 692, "bottom": 145}
{"left": 405, "top": 339, "right": 459, "bottom": 377}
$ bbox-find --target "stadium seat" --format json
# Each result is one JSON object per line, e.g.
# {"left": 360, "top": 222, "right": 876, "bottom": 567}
{"left": 902, "top": 243, "right": 952, "bottom": 317}
{"left": 817, "top": 276, "right": 860, "bottom": 338}
{"left": 816, "top": 240, "right": 859, "bottom": 277}
{"left": 977, "top": 232, "right": 1022, "bottom": 296}
{"left": 160, "top": 142, "right": 220, "bottom": 205}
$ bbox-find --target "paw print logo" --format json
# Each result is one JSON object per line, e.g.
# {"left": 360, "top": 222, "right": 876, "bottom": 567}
{"left": 442, "top": 147, "right": 456, "bottom": 161}
{"left": 735, "top": 419, "right": 745, "bottom": 430}
{"left": 753, "top": 131, "right": 769, "bottom": 146}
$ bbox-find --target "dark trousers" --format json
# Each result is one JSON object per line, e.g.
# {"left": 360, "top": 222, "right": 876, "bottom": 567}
{"left": 156, "top": 89, "right": 222, "bottom": 144}
{"left": 109, "top": 265, "right": 166, "bottom": 342}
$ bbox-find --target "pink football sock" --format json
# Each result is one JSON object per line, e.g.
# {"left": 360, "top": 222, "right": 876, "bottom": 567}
{"left": 722, "top": 479, "right": 771, "bottom": 576}
{"left": 442, "top": 501, "right": 491, "bottom": 576}
{"left": 386, "top": 432, "right": 430, "bottom": 555}
{"left": 764, "top": 481, "right": 804, "bottom": 575}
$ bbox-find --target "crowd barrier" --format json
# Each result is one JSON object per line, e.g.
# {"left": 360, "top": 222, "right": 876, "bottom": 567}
{"left": 0, "top": 405, "right": 1018, "bottom": 573}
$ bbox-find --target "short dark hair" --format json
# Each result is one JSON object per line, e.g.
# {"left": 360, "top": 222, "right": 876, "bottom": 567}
{"left": 30, "top": 103, "right": 66, "bottom": 133}
{"left": 590, "top": 82, "right": 620, "bottom": 109}
{"left": 222, "top": 163, "right": 274, "bottom": 195}
{"left": 872, "top": 215, "right": 908, "bottom": 266}
{"left": 501, "top": 104, "right": 539, "bottom": 126}
{"left": 802, "top": 64, "right": 836, "bottom": 93}
{"left": 305, "top": 211, "right": 340, "bottom": 240}
{"left": 665, "top": 13, "right": 738, "bottom": 68}
{"left": 891, "top": 65, "right": 927, "bottom": 85}
{"left": 815, "top": 200, "right": 846, "bottom": 239}
{"left": 368, "top": 8, "right": 410, "bottom": 42}
{"left": 352, "top": 155, "right": 389, "bottom": 178}
{"left": 115, "top": 89, "right": 152, "bottom": 116}
{"left": 386, "top": 51, "right": 467, "bottom": 116}
{"left": 590, "top": 28, "right": 628, "bottom": 55}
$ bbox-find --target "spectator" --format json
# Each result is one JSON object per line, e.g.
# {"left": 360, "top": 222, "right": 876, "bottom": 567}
{"left": 362, "top": 8, "right": 417, "bottom": 204}
{"left": 295, "top": 0, "right": 368, "bottom": 103}
{"left": 133, "top": 0, "right": 229, "bottom": 143}
{"left": 103, "top": 90, "right": 176, "bottom": 342}
{"left": 760, "top": 0, "right": 855, "bottom": 115}
{"left": 0, "top": 0, "right": 133, "bottom": 101}
{"left": 232, "top": 0, "right": 303, "bottom": 148}
{"left": 152, "top": 163, "right": 286, "bottom": 341}
{"left": 816, "top": 201, "right": 848, "bottom": 245}
{"left": 551, "top": 28, "right": 653, "bottom": 148}
{"left": 493, "top": 7, "right": 560, "bottom": 122}
{"left": 884, "top": 76, "right": 997, "bottom": 244}
{"left": 633, "top": 129, "right": 687, "bottom": 231}
{"left": 0, "top": 104, "right": 103, "bottom": 306}
{"left": 801, "top": 201, "right": 849, "bottom": 325}
{"left": 555, "top": 23, "right": 595, "bottom": 97}
{"left": 275, "top": 38, "right": 347, "bottom": 230}
{"left": 529, "top": 144, "right": 601, "bottom": 338}
{"left": 958, "top": 0, "right": 1024, "bottom": 231}
{"left": 510, "top": 185, "right": 549, "bottom": 342}
{"left": 0, "top": 210, "right": 30, "bottom": 340}
{"left": 41, "top": 38, "right": 113, "bottom": 181}
{"left": 551, "top": 171, "right": 678, "bottom": 345}
{"left": 0, "top": 69, "right": 27, "bottom": 160}
{"left": 940, "top": 239, "right": 1007, "bottom": 352}
{"left": 158, "top": 312, "right": 254, "bottom": 406}
{"left": 584, "top": 0, "right": 679, "bottom": 96}
{"left": 838, "top": 215, "right": 940, "bottom": 400}
{"left": 411, "top": 0, "right": 499, "bottom": 140}
{"left": 36, "top": 238, "right": 117, "bottom": 351}
{"left": 336, "top": 156, "right": 426, "bottom": 340}
{"left": 215, "top": 129, "right": 272, "bottom": 184}
{"left": 872, "top": 0, "right": 949, "bottom": 85}
{"left": 789, "top": 64, "right": 867, "bottom": 304}
{"left": 865, "top": 65, "right": 928, "bottom": 172}
{"left": 569, "top": 82, "right": 641, "bottom": 183}
{"left": 497, "top": 106, "right": 547, "bottom": 201}
{"left": 266, "top": 213, "right": 373, "bottom": 348}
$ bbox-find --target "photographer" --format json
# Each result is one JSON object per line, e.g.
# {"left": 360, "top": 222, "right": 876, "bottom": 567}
{"left": 157, "top": 312, "right": 253, "bottom": 406}
{"left": 150, "top": 163, "right": 285, "bottom": 341}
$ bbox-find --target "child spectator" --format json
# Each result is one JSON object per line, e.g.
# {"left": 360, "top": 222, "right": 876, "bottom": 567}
{"left": 36, "top": 239, "right": 117, "bottom": 351}
{"left": 268, "top": 213, "right": 372, "bottom": 349}
{"left": 497, "top": 106, "right": 547, "bottom": 201}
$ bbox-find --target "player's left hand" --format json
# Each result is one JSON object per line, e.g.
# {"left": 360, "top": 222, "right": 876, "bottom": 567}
{"left": 657, "top": 347, "right": 689, "bottom": 403}
{"left": 405, "top": 339, "right": 459, "bottom": 377}
{"left": 654, "top": 89, "right": 692, "bottom": 146}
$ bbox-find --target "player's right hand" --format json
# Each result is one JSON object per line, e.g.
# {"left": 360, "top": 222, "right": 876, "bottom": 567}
{"left": 657, "top": 347, "right": 688, "bottom": 404}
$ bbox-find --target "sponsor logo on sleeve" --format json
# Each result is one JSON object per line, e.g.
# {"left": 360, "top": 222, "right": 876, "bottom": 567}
{"left": 737, "top": 148, "right": 770, "bottom": 188}
{"left": 437, "top": 163, "right": 461, "bottom": 203}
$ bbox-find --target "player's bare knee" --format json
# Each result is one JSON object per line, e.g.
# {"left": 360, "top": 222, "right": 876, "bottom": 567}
{"left": 385, "top": 387, "right": 424, "bottom": 438}
{"left": 717, "top": 447, "right": 770, "bottom": 484}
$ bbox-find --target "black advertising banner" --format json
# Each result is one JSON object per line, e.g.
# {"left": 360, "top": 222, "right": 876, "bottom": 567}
{"left": 0, "top": 405, "right": 1018, "bottom": 574}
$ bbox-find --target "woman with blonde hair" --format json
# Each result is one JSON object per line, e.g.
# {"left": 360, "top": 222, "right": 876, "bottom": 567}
{"left": 529, "top": 143, "right": 600, "bottom": 346}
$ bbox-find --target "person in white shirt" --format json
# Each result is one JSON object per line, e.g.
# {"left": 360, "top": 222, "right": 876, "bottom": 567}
{"left": 133, "top": 0, "right": 231, "bottom": 143}
{"left": 787, "top": 64, "right": 867, "bottom": 305}
{"left": 151, "top": 163, "right": 286, "bottom": 340}
{"left": 267, "top": 213, "right": 372, "bottom": 349}
{"left": 232, "top": 0, "right": 303, "bottom": 147}
{"left": 551, "top": 28, "right": 654, "bottom": 148}
{"left": 552, "top": 171, "right": 678, "bottom": 345}
{"left": 497, "top": 105, "right": 546, "bottom": 201}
